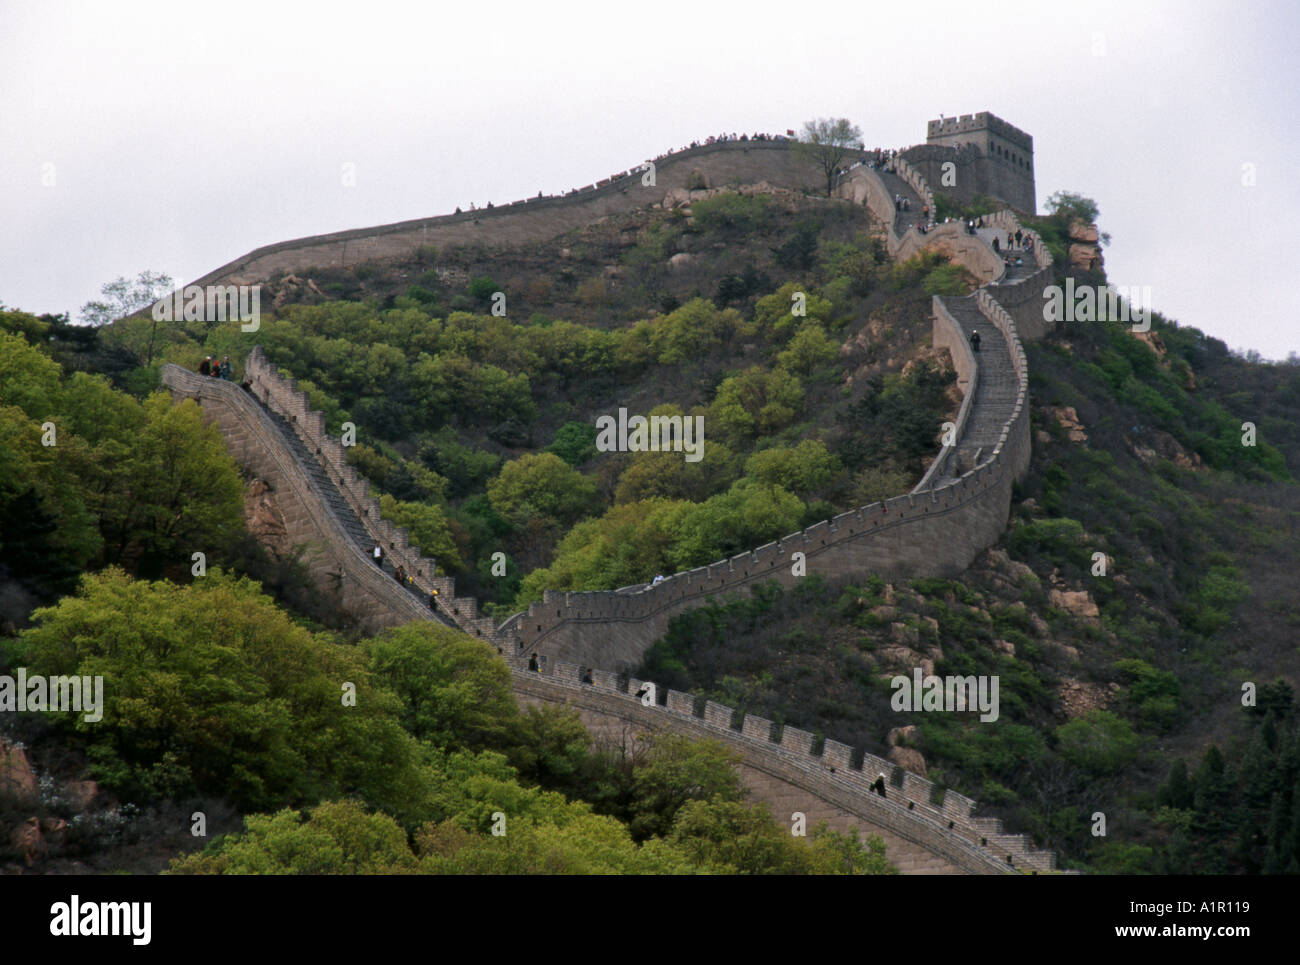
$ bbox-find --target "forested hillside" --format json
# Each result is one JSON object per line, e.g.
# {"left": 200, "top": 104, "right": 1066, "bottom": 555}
{"left": 3, "top": 181, "right": 1297, "bottom": 875}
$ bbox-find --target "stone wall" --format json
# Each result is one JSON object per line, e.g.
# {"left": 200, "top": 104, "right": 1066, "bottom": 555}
{"left": 900, "top": 116, "right": 1038, "bottom": 214}
{"left": 160, "top": 367, "right": 436, "bottom": 633}
{"left": 165, "top": 121, "right": 1070, "bottom": 874}
{"left": 181, "top": 141, "right": 824, "bottom": 290}
{"left": 513, "top": 661, "right": 1060, "bottom": 873}
{"left": 979, "top": 209, "right": 1056, "bottom": 340}
{"left": 214, "top": 144, "right": 1036, "bottom": 672}
{"left": 166, "top": 362, "right": 1060, "bottom": 874}
{"left": 914, "top": 297, "right": 979, "bottom": 492}
{"left": 895, "top": 220, "right": 1006, "bottom": 283}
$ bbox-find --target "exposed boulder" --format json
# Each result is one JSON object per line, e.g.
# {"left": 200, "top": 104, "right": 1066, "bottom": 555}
{"left": 1068, "top": 221, "right": 1100, "bottom": 244}
{"left": 1058, "top": 679, "right": 1120, "bottom": 718}
{"left": 888, "top": 745, "right": 928, "bottom": 777}
{"left": 1048, "top": 588, "right": 1100, "bottom": 620}
{"left": 244, "top": 479, "right": 289, "bottom": 557}
{"left": 1049, "top": 405, "right": 1088, "bottom": 443}
{"left": 878, "top": 646, "right": 933, "bottom": 676}
{"left": 890, "top": 622, "right": 921, "bottom": 646}
{"left": 886, "top": 725, "right": 919, "bottom": 747}
{"left": 11, "top": 816, "right": 46, "bottom": 868}
{"left": 0, "top": 738, "right": 37, "bottom": 799}
{"left": 1068, "top": 243, "right": 1103, "bottom": 272}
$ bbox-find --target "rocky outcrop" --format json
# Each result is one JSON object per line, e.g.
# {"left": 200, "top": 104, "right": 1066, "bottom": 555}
{"left": 1129, "top": 428, "right": 1204, "bottom": 471}
{"left": 1058, "top": 679, "right": 1120, "bottom": 718}
{"left": 1048, "top": 588, "right": 1100, "bottom": 620}
{"left": 1049, "top": 405, "right": 1088, "bottom": 443}
{"left": 886, "top": 726, "right": 928, "bottom": 777}
{"left": 10, "top": 816, "right": 46, "bottom": 868}
{"left": 244, "top": 478, "right": 290, "bottom": 556}
{"left": 1068, "top": 221, "right": 1104, "bottom": 272}
{"left": 0, "top": 737, "right": 37, "bottom": 799}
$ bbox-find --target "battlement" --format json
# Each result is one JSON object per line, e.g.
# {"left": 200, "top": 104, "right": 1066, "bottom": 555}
{"left": 917, "top": 112, "right": 1035, "bottom": 213}
{"left": 928, "top": 112, "right": 1033, "bottom": 153}
{"left": 515, "top": 661, "right": 1063, "bottom": 873}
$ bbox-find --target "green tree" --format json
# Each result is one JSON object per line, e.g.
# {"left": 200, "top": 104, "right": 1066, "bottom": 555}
{"left": 610, "top": 733, "right": 746, "bottom": 841}
{"left": 668, "top": 799, "right": 896, "bottom": 874}
{"left": 776, "top": 324, "right": 839, "bottom": 376}
{"left": 1044, "top": 191, "right": 1111, "bottom": 245}
{"left": 752, "top": 282, "right": 833, "bottom": 342}
{"left": 1054, "top": 710, "right": 1142, "bottom": 777}
{"left": 487, "top": 452, "right": 598, "bottom": 528}
{"left": 364, "top": 622, "right": 515, "bottom": 751}
{"left": 798, "top": 117, "right": 863, "bottom": 196}
{"left": 1157, "top": 759, "right": 1194, "bottom": 810}
{"left": 668, "top": 478, "right": 804, "bottom": 569}
{"left": 79, "top": 270, "right": 174, "bottom": 327}
{"left": 16, "top": 568, "right": 433, "bottom": 820}
{"left": 95, "top": 393, "right": 244, "bottom": 574}
{"left": 613, "top": 441, "right": 741, "bottom": 505}
{"left": 710, "top": 366, "right": 804, "bottom": 443}
{"left": 647, "top": 298, "right": 742, "bottom": 364}
{"left": 169, "top": 801, "right": 418, "bottom": 875}
{"left": 546, "top": 421, "right": 599, "bottom": 466}
{"left": 377, "top": 494, "right": 463, "bottom": 572}
{"left": 745, "top": 440, "right": 840, "bottom": 497}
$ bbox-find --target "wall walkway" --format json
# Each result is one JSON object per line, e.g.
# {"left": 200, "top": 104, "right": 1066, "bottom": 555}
{"left": 165, "top": 134, "right": 1068, "bottom": 874}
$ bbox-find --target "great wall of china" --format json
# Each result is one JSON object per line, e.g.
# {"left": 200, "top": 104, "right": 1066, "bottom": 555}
{"left": 163, "top": 117, "right": 1067, "bottom": 873}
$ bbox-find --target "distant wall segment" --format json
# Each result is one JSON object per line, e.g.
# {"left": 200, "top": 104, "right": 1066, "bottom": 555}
{"left": 187, "top": 141, "right": 823, "bottom": 289}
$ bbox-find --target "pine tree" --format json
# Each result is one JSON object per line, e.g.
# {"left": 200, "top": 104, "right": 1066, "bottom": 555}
{"left": 1157, "top": 759, "right": 1193, "bottom": 810}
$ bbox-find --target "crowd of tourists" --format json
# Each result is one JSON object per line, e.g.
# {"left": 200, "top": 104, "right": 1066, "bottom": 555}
{"left": 197, "top": 355, "right": 233, "bottom": 379}
{"left": 370, "top": 541, "right": 446, "bottom": 613}
{"left": 456, "top": 131, "right": 795, "bottom": 211}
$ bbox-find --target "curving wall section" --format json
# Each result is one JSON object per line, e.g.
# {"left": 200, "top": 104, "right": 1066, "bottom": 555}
{"left": 173, "top": 141, "right": 822, "bottom": 293}
{"left": 166, "top": 131, "right": 1069, "bottom": 874}
{"left": 214, "top": 142, "right": 1049, "bottom": 672}
{"left": 161, "top": 366, "right": 441, "bottom": 632}
{"left": 514, "top": 660, "right": 1063, "bottom": 874}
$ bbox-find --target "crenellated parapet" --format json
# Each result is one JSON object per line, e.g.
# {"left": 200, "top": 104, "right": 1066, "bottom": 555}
{"left": 168, "top": 119, "right": 1072, "bottom": 873}
{"left": 515, "top": 659, "right": 1063, "bottom": 873}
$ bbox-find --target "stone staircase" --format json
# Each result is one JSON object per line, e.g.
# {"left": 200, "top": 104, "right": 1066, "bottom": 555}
{"left": 972, "top": 817, "right": 1058, "bottom": 873}
{"left": 163, "top": 135, "right": 1078, "bottom": 873}
{"left": 933, "top": 295, "right": 1020, "bottom": 482}
{"left": 874, "top": 164, "right": 928, "bottom": 234}
{"left": 252, "top": 393, "right": 459, "bottom": 628}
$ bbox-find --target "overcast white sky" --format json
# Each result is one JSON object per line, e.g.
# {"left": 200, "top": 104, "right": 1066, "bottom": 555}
{"left": 2, "top": 0, "right": 1297, "bottom": 358}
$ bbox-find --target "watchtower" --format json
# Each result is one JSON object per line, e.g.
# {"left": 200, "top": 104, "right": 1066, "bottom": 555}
{"left": 924, "top": 112, "right": 1036, "bottom": 213}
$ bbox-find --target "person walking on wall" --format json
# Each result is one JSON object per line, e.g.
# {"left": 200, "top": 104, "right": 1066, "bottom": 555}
{"left": 969, "top": 329, "right": 981, "bottom": 353}
{"left": 373, "top": 543, "right": 384, "bottom": 567}
{"left": 528, "top": 653, "right": 540, "bottom": 672}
